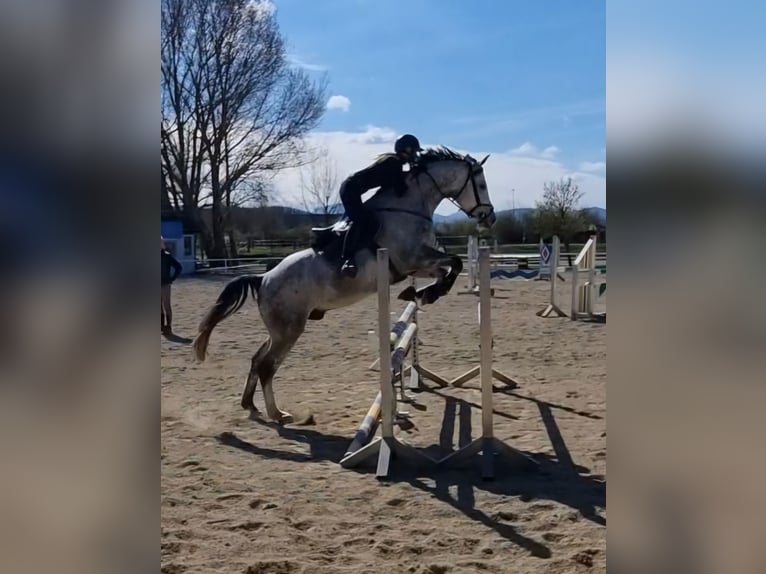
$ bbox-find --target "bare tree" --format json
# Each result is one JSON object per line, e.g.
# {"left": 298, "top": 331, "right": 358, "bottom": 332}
{"left": 161, "top": 0, "right": 212, "bottom": 247}
{"left": 161, "top": 0, "right": 328, "bottom": 259}
{"left": 299, "top": 147, "right": 342, "bottom": 225}
{"left": 529, "top": 177, "right": 588, "bottom": 264}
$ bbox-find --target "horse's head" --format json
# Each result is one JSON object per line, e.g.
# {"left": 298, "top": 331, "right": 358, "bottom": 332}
{"left": 415, "top": 147, "right": 496, "bottom": 229}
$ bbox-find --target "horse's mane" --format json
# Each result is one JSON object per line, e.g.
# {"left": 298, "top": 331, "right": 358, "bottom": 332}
{"left": 416, "top": 146, "right": 472, "bottom": 165}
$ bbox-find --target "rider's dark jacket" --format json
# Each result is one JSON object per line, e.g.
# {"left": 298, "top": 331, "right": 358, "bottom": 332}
{"left": 339, "top": 153, "right": 408, "bottom": 220}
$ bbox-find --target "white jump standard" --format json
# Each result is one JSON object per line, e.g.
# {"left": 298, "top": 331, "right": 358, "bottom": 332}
{"left": 341, "top": 247, "right": 538, "bottom": 480}
{"left": 439, "top": 247, "right": 538, "bottom": 479}
{"left": 570, "top": 235, "right": 606, "bottom": 322}
{"left": 536, "top": 235, "right": 567, "bottom": 318}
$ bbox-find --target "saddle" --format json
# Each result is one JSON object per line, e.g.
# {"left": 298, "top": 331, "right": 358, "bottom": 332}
{"left": 311, "top": 217, "right": 378, "bottom": 270}
{"left": 311, "top": 218, "right": 351, "bottom": 251}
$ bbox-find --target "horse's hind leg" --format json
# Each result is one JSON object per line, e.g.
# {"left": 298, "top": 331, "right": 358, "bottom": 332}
{"left": 248, "top": 308, "right": 307, "bottom": 424}
{"left": 258, "top": 330, "right": 303, "bottom": 425}
{"left": 241, "top": 339, "right": 272, "bottom": 412}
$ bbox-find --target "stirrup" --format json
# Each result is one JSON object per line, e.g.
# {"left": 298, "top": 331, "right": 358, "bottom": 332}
{"left": 341, "top": 261, "right": 358, "bottom": 278}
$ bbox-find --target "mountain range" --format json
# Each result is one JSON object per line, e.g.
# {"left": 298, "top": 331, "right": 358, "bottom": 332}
{"left": 433, "top": 206, "right": 606, "bottom": 224}
{"left": 306, "top": 204, "right": 606, "bottom": 225}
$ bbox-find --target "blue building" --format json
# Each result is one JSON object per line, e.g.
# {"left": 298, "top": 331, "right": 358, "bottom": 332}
{"left": 161, "top": 215, "right": 200, "bottom": 275}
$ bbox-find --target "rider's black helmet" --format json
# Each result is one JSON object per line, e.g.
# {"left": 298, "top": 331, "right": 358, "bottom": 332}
{"left": 395, "top": 134, "right": 423, "bottom": 157}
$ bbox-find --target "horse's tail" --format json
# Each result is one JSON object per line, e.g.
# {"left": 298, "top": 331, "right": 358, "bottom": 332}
{"left": 192, "top": 275, "right": 263, "bottom": 361}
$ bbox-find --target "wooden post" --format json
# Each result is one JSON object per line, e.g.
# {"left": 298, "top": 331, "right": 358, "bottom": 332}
{"left": 438, "top": 247, "right": 538, "bottom": 479}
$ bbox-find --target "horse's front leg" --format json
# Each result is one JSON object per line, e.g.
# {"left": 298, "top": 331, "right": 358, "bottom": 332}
{"left": 398, "top": 245, "right": 463, "bottom": 305}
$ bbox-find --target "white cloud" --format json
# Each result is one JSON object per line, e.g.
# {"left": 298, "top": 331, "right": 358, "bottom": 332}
{"left": 541, "top": 146, "right": 560, "bottom": 159}
{"left": 509, "top": 142, "right": 537, "bottom": 156}
{"left": 271, "top": 126, "right": 605, "bottom": 214}
{"left": 287, "top": 55, "right": 327, "bottom": 72}
{"left": 326, "top": 95, "right": 351, "bottom": 112}
{"left": 508, "top": 142, "right": 559, "bottom": 159}
{"left": 579, "top": 161, "right": 606, "bottom": 172}
{"left": 351, "top": 125, "right": 396, "bottom": 143}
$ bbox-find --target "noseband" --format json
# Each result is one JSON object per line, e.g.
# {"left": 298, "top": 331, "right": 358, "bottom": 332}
{"left": 419, "top": 160, "right": 494, "bottom": 221}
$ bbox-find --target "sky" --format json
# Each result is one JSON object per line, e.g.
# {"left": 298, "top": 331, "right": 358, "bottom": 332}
{"left": 268, "top": 0, "right": 606, "bottom": 214}
{"left": 607, "top": 1, "right": 766, "bottom": 159}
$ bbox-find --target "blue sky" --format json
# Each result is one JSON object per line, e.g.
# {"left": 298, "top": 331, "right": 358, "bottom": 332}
{"left": 270, "top": 0, "right": 606, "bottom": 211}
{"left": 608, "top": 1, "right": 766, "bottom": 160}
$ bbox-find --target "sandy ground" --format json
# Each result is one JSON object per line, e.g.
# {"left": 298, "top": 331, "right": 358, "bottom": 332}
{"left": 161, "top": 272, "right": 606, "bottom": 574}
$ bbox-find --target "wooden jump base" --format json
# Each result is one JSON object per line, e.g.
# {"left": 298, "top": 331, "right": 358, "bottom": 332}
{"left": 341, "top": 247, "right": 538, "bottom": 480}
{"left": 570, "top": 235, "right": 606, "bottom": 322}
{"left": 536, "top": 235, "right": 568, "bottom": 318}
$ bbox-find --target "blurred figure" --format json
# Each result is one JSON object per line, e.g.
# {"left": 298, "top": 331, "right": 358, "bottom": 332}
{"left": 161, "top": 237, "right": 182, "bottom": 336}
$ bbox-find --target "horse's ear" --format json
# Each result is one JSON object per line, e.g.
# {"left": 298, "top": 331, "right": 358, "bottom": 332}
{"left": 479, "top": 154, "right": 490, "bottom": 166}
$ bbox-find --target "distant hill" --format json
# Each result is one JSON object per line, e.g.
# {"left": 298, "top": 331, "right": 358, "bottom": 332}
{"left": 221, "top": 204, "right": 606, "bottom": 231}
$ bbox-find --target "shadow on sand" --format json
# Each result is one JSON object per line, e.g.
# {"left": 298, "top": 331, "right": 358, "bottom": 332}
{"left": 216, "top": 387, "right": 605, "bottom": 559}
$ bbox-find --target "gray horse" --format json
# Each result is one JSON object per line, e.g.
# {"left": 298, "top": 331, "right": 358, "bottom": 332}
{"left": 193, "top": 147, "right": 498, "bottom": 424}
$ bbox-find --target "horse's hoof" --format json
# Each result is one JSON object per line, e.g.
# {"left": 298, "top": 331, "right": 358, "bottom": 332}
{"left": 277, "top": 412, "right": 294, "bottom": 425}
{"left": 398, "top": 286, "right": 417, "bottom": 301}
{"left": 241, "top": 400, "right": 259, "bottom": 412}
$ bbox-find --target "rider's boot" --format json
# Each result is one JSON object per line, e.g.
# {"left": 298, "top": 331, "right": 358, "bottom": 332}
{"left": 340, "top": 224, "right": 359, "bottom": 278}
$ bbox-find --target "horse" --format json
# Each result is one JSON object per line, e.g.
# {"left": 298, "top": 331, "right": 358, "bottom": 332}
{"left": 192, "top": 146, "right": 498, "bottom": 424}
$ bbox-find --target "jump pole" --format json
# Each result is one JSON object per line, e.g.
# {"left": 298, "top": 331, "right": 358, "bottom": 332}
{"left": 368, "top": 284, "right": 450, "bottom": 390}
{"left": 536, "top": 235, "right": 567, "bottom": 318}
{"left": 342, "top": 391, "right": 382, "bottom": 458}
{"left": 344, "top": 319, "right": 417, "bottom": 461}
{"left": 438, "top": 246, "right": 538, "bottom": 479}
{"left": 368, "top": 294, "right": 416, "bottom": 371}
{"left": 340, "top": 248, "right": 438, "bottom": 478}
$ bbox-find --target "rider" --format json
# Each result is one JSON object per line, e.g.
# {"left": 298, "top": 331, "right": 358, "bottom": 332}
{"left": 339, "top": 133, "right": 423, "bottom": 277}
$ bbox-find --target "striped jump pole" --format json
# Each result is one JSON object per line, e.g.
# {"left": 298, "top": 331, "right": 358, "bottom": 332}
{"left": 343, "top": 391, "right": 382, "bottom": 458}
{"left": 368, "top": 296, "right": 417, "bottom": 371}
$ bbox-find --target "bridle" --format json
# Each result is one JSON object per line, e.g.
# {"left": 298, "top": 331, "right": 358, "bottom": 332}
{"left": 372, "top": 157, "right": 494, "bottom": 224}
{"left": 418, "top": 158, "right": 495, "bottom": 222}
